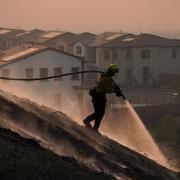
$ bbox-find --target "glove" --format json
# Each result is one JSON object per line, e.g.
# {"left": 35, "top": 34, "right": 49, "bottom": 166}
{"left": 89, "top": 88, "right": 96, "bottom": 97}
{"left": 114, "top": 84, "right": 126, "bottom": 100}
{"left": 114, "top": 84, "right": 121, "bottom": 96}
{"left": 115, "top": 90, "right": 122, "bottom": 97}
{"left": 114, "top": 84, "right": 120, "bottom": 91}
{"left": 120, "top": 93, "right": 126, "bottom": 100}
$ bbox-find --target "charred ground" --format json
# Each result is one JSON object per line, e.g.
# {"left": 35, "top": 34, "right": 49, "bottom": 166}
{"left": 0, "top": 89, "right": 179, "bottom": 180}
{"left": 0, "top": 127, "right": 111, "bottom": 180}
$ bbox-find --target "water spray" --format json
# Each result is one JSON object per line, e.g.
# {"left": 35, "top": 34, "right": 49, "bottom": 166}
{"left": 0, "top": 70, "right": 176, "bottom": 170}
{"left": 104, "top": 88, "right": 173, "bottom": 169}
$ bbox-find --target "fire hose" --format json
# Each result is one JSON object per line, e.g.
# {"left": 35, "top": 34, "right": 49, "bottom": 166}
{"left": 0, "top": 71, "right": 102, "bottom": 81}
{"left": 0, "top": 70, "right": 126, "bottom": 100}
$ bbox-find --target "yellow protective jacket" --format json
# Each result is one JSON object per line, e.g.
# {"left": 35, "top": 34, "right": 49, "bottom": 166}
{"left": 95, "top": 74, "right": 116, "bottom": 94}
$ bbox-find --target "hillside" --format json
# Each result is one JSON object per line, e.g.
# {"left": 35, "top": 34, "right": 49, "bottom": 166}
{"left": 0, "top": 89, "right": 179, "bottom": 180}
{"left": 0, "top": 127, "right": 112, "bottom": 180}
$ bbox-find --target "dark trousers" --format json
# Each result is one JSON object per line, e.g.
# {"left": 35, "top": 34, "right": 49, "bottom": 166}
{"left": 84, "top": 99, "right": 106, "bottom": 130}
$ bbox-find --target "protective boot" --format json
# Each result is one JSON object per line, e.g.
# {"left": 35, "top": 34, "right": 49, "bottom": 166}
{"left": 92, "top": 128, "right": 100, "bottom": 134}
{"left": 83, "top": 119, "right": 92, "bottom": 129}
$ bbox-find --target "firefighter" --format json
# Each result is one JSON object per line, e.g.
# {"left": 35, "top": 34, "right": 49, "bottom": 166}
{"left": 83, "top": 64, "right": 125, "bottom": 132}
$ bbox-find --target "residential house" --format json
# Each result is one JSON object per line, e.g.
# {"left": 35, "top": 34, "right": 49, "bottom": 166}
{"left": 12, "top": 29, "right": 46, "bottom": 47}
{"left": 0, "top": 27, "right": 25, "bottom": 50}
{"left": 73, "top": 32, "right": 96, "bottom": 59}
{"left": 91, "top": 33, "right": 180, "bottom": 88}
{"left": 33, "top": 31, "right": 77, "bottom": 53}
{"left": 37, "top": 31, "right": 96, "bottom": 60}
{"left": 83, "top": 33, "right": 180, "bottom": 107}
{"left": 84, "top": 32, "right": 131, "bottom": 87}
{"left": 0, "top": 47, "right": 84, "bottom": 117}
{"left": 0, "top": 43, "right": 44, "bottom": 58}
{"left": 32, "top": 31, "right": 99, "bottom": 88}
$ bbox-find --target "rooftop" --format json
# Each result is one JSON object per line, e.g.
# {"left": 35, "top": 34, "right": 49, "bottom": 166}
{"left": 1, "top": 47, "right": 43, "bottom": 62}
{"left": 90, "top": 32, "right": 132, "bottom": 46}
{"left": 104, "top": 33, "right": 124, "bottom": 41}
{"left": 40, "top": 31, "right": 64, "bottom": 38}
{"left": 0, "top": 46, "right": 81, "bottom": 67}
{"left": 74, "top": 32, "right": 96, "bottom": 45}
{"left": 0, "top": 29, "right": 12, "bottom": 35}
{"left": 122, "top": 37, "right": 135, "bottom": 42}
{"left": 16, "top": 31, "right": 31, "bottom": 37}
{"left": 96, "top": 33, "right": 180, "bottom": 47}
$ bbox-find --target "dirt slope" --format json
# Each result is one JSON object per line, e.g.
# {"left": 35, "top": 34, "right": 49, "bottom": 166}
{"left": 0, "top": 89, "right": 179, "bottom": 180}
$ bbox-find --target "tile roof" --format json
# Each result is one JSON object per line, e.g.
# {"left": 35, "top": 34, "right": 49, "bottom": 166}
{"left": 0, "top": 29, "right": 12, "bottom": 35}
{"left": 133, "top": 33, "right": 180, "bottom": 46}
{"left": 96, "top": 33, "right": 180, "bottom": 47}
{"left": 0, "top": 47, "right": 81, "bottom": 67}
{"left": 1, "top": 47, "right": 43, "bottom": 61}
{"left": 30, "top": 31, "right": 69, "bottom": 43}
{"left": 58, "top": 33, "right": 77, "bottom": 44}
{"left": 0, "top": 44, "right": 45, "bottom": 59}
{"left": 31, "top": 32, "right": 77, "bottom": 44}
{"left": 16, "top": 31, "right": 31, "bottom": 37}
{"left": 104, "top": 33, "right": 124, "bottom": 41}
{"left": 0, "top": 28, "right": 25, "bottom": 37}
{"left": 90, "top": 32, "right": 132, "bottom": 46}
{"left": 40, "top": 31, "right": 64, "bottom": 38}
{"left": 13, "top": 29, "right": 46, "bottom": 42}
{"left": 74, "top": 32, "right": 96, "bottom": 45}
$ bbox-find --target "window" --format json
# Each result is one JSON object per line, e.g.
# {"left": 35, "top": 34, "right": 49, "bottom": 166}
{"left": 141, "top": 49, "right": 151, "bottom": 59}
{"left": 104, "top": 49, "right": 110, "bottom": 60}
{"left": 143, "top": 67, "right": 150, "bottom": 85}
{"left": 71, "top": 67, "right": 80, "bottom": 80}
{"left": 25, "top": 68, "right": 33, "bottom": 79}
{"left": 126, "top": 69, "right": 132, "bottom": 85}
{"left": 40, "top": 68, "right": 48, "bottom": 80}
{"left": 172, "top": 49, "right": 177, "bottom": 59}
{"left": 54, "top": 93, "right": 61, "bottom": 106}
{"left": 112, "top": 49, "right": 118, "bottom": 59}
{"left": 2, "top": 41, "right": 6, "bottom": 49}
{"left": 59, "top": 45, "right": 65, "bottom": 52}
{"left": 1, "top": 69, "right": 9, "bottom": 77}
{"left": 54, "top": 67, "right": 62, "bottom": 81}
{"left": 126, "top": 49, "right": 131, "bottom": 58}
{"left": 76, "top": 46, "right": 82, "bottom": 55}
{"left": 87, "top": 47, "right": 96, "bottom": 63}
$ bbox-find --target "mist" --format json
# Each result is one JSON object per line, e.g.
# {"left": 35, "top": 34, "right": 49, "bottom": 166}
{"left": 0, "top": 80, "right": 83, "bottom": 122}
{"left": 0, "top": 80, "right": 171, "bottom": 168}
{"left": 0, "top": 88, "right": 177, "bottom": 174}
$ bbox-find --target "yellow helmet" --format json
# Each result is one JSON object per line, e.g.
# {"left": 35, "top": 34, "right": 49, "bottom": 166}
{"left": 107, "top": 64, "right": 119, "bottom": 73}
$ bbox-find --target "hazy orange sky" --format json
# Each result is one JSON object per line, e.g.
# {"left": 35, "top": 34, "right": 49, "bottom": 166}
{"left": 1, "top": 0, "right": 180, "bottom": 33}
